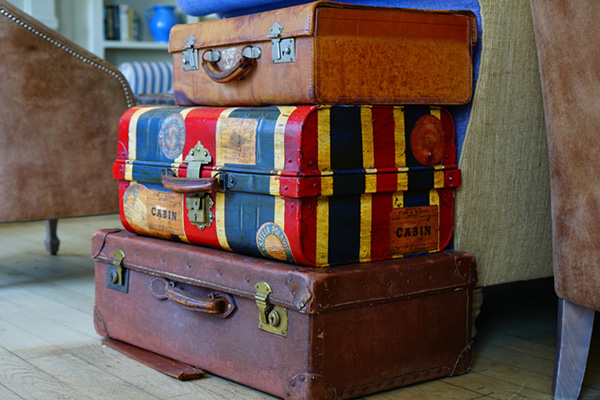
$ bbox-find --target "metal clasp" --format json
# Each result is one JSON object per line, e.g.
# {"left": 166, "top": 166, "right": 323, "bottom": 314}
{"left": 182, "top": 35, "right": 199, "bottom": 71}
{"left": 107, "top": 249, "right": 129, "bottom": 293}
{"left": 269, "top": 22, "right": 295, "bottom": 63}
{"left": 254, "top": 282, "right": 288, "bottom": 337}
{"left": 183, "top": 142, "right": 215, "bottom": 230}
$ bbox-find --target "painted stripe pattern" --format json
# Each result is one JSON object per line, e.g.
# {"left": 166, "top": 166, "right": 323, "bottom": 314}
{"left": 122, "top": 105, "right": 458, "bottom": 266}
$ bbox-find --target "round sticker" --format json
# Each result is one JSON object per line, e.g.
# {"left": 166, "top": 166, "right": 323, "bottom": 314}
{"left": 410, "top": 114, "right": 445, "bottom": 166}
{"left": 256, "top": 223, "right": 295, "bottom": 262}
{"left": 158, "top": 113, "right": 186, "bottom": 160}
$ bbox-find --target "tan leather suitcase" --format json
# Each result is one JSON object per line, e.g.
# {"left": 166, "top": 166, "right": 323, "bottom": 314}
{"left": 169, "top": 1, "right": 477, "bottom": 106}
{"left": 93, "top": 229, "right": 477, "bottom": 399}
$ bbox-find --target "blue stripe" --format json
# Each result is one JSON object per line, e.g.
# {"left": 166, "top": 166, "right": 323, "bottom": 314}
{"left": 225, "top": 192, "right": 274, "bottom": 257}
{"left": 328, "top": 195, "right": 361, "bottom": 265}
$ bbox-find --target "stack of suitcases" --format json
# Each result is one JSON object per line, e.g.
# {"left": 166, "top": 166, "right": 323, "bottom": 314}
{"left": 92, "top": 2, "right": 479, "bottom": 399}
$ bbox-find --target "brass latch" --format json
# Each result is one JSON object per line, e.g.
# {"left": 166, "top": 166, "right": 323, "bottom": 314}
{"left": 184, "top": 142, "right": 215, "bottom": 230}
{"left": 254, "top": 281, "right": 288, "bottom": 337}
{"left": 106, "top": 249, "right": 129, "bottom": 293}
{"left": 182, "top": 35, "right": 199, "bottom": 71}
{"left": 269, "top": 22, "right": 295, "bottom": 63}
{"left": 186, "top": 195, "right": 214, "bottom": 229}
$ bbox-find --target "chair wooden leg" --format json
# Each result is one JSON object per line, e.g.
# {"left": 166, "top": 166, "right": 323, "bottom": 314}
{"left": 552, "top": 298, "right": 595, "bottom": 400}
{"left": 44, "top": 218, "right": 59, "bottom": 255}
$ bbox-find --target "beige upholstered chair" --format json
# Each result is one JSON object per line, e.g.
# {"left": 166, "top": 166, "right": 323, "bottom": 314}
{"left": 0, "top": 0, "right": 132, "bottom": 254}
{"left": 531, "top": 1, "right": 600, "bottom": 398}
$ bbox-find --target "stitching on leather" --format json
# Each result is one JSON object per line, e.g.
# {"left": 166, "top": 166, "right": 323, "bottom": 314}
{"left": 0, "top": 6, "right": 134, "bottom": 108}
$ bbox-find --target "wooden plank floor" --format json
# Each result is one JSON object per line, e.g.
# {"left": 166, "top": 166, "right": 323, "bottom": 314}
{"left": 1, "top": 215, "right": 600, "bottom": 399}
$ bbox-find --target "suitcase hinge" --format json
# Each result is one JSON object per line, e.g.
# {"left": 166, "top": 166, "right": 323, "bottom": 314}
{"left": 269, "top": 22, "right": 295, "bottom": 63}
{"left": 254, "top": 282, "right": 288, "bottom": 337}
{"left": 182, "top": 35, "right": 199, "bottom": 71}
{"left": 184, "top": 142, "right": 215, "bottom": 230}
{"left": 106, "top": 249, "right": 129, "bottom": 293}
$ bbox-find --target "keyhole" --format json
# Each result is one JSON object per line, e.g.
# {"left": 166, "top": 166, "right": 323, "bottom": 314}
{"left": 268, "top": 310, "right": 281, "bottom": 327}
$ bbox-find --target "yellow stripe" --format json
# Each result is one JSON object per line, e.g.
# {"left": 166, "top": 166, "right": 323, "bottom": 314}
{"left": 393, "top": 192, "right": 404, "bottom": 208}
{"left": 434, "top": 171, "right": 445, "bottom": 189}
{"left": 215, "top": 108, "right": 237, "bottom": 167}
{"left": 318, "top": 107, "right": 331, "bottom": 172}
{"left": 429, "top": 106, "right": 442, "bottom": 120}
{"left": 393, "top": 107, "right": 406, "bottom": 168}
{"left": 359, "top": 194, "right": 372, "bottom": 260}
{"left": 316, "top": 197, "right": 329, "bottom": 266}
{"left": 215, "top": 191, "right": 232, "bottom": 251}
{"left": 397, "top": 173, "right": 409, "bottom": 191}
{"left": 429, "top": 188, "right": 440, "bottom": 207}
{"left": 365, "top": 174, "right": 377, "bottom": 194}
{"left": 270, "top": 175, "right": 286, "bottom": 229}
{"left": 321, "top": 176, "right": 334, "bottom": 197}
{"left": 125, "top": 162, "right": 133, "bottom": 182}
{"left": 429, "top": 189, "right": 440, "bottom": 249}
{"left": 274, "top": 106, "right": 297, "bottom": 171}
{"left": 274, "top": 197, "right": 285, "bottom": 229}
{"left": 180, "top": 107, "right": 196, "bottom": 119}
{"left": 269, "top": 175, "right": 280, "bottom": 196}
{"left": 361, "top": 106, "right": 375, "bottom": 169}
{"left": 126, "top": 107, "right": 157, "bottom": 181}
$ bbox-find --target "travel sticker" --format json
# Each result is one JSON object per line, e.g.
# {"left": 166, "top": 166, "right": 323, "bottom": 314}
{"left": 256, "top": 223, "right": 295, "bottom": 262}
{"left": 158, "top": 113, "right": 186, "bottom": 160}
{"left": 389, "top": 205, "right": 438, "bottom": 255}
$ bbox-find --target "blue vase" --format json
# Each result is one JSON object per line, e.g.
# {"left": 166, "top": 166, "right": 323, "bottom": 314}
{"left": 145, "top": 5, "right": 179, "bottom": 43}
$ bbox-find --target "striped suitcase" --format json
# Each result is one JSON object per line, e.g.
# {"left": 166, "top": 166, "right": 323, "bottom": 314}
{"left": 114, "top": 104, "right": 461, "bottom": 267}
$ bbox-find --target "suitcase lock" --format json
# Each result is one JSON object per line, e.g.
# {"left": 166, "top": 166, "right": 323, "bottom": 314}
{"left": 106, "top": 249, "right": 129, "bottom": 293}
{"left": 183, "top": 142, "right": 215, "bottom": 230}
{"left": 182, "top": 35, "right": 199, "bottom": 71}
{"left": 269, "top": 22, "right": 295, "bottom": 63}
{"left": 254, "top": 282, "right": 288, "bottom": 337}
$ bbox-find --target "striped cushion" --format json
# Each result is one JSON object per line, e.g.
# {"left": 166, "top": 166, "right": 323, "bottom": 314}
{"left": 119, "top": 61, "right": 173, "bottom": 95}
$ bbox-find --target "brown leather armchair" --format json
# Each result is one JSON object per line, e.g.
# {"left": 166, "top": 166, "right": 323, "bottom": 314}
{"left": 530, "top": 1, "right": 600, "bottom": 398}
{"left": 0, "top": 0, "right": 132, "bottom": 254}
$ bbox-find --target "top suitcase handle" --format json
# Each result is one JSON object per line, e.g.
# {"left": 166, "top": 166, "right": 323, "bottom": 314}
{"left": 200, "top": 45, "right": 262, "bottom": 84}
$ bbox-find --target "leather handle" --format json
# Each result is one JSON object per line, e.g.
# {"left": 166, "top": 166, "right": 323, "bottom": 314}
{"left": 201, "top": 46, "right": 261, "bottom": 84}
{"left": 149, "top": 278, "right": 235, "bottom": 318}
{"left": 161, "top": 175, "right": 220, "bottom": 194}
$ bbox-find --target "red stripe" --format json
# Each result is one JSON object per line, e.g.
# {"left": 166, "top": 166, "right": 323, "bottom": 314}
{"left": 283, "top": 198, "right": 304, "bottom": 265}
{"left": 370, "top": 193, "right": 393, "bottom": 260}
{"left": 285, "top": 106, "right": 319, "bottom": 175}
{"left": 440, "top": 108, "right": 457, "bottom": 165}
{"left": 438, "top": 188, "right": 456, "bottom": 251}
{"left": 117, "top": 106, "right": 141, "bottom": 162}
{"left": 294, "top": 198, "right": 318, "bottom": 266}
{"left": 180, "top": 107, "right": 227, "bottom": 248}
{"left": 371, "top": 106, "right": 397, "bottom": 169}
{"left": 181, "top": 107, "right": 228, "bottom": 177}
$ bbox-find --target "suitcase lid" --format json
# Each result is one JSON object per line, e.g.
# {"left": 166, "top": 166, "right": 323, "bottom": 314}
{"left": 92, "top": 229, "right": 477, "bottom": 316}
{"left": 168, "top": 1, "right": 478, "bottom": 53}
{"left": 114, "top": 105, "right": 460, "bottom": 197}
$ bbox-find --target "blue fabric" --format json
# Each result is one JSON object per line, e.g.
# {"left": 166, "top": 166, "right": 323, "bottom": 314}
{"left": 119, "top": 61, "right": 174, "bottom": 95}
{"left": 176, "top": 0, "right": 482, "bottom": 159}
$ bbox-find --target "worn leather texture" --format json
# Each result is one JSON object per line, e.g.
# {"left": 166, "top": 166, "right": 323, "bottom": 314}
{"left": 0, "top": 0, "right": 133, "bottom": 222}
{"left": 93, "top": 229, "right": 477, "bottom": 399}
{"left": 530, "top": 0, "right": 600, "bottom": 310}
{"left": 169, "top": 1, "right": 476, "bottom": 106}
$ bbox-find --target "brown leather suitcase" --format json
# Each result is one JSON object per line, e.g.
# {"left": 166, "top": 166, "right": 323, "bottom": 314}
{"left": 93, "top": 229, "right": 477, "bottom": 399}
{"left": 169, "top": 1, "right": 478, "bottom": 106}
